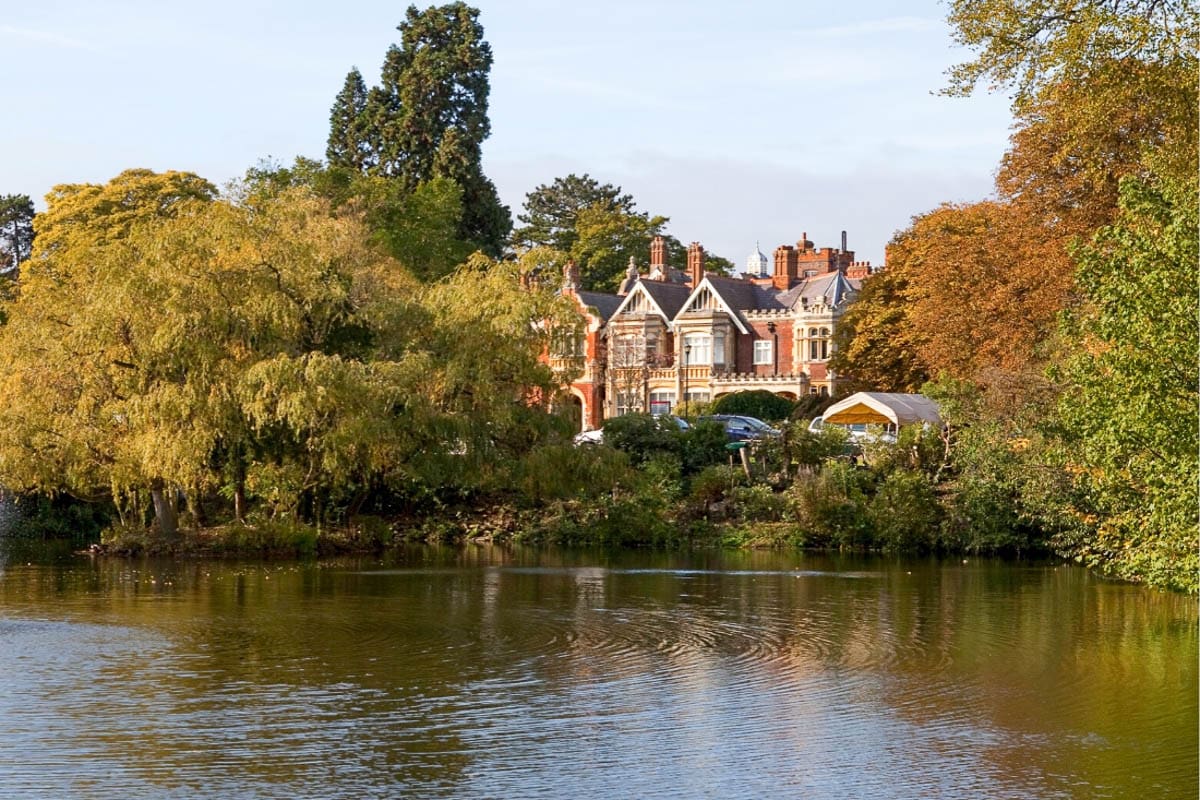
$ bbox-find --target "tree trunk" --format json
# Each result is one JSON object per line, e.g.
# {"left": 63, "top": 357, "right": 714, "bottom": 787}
{"left": 150, "top": 482, "right": 179, "bottom": 541}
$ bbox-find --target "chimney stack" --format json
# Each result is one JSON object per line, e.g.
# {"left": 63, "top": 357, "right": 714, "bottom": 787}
{"left": 687, "top": 242, "right": 706, "bottom": 287}
{"left": 773, "top": 245, "right": 799, "bottom": 290}
{"left": 649, "top": 235, "right": 668, "bottom": 276}
{"left": 841, "top": 230, "right": 847, "bottom": 252}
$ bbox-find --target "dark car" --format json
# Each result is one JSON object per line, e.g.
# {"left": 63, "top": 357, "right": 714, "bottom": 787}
{"left": 698, "top": 414, "right": 781, "bottom": 441}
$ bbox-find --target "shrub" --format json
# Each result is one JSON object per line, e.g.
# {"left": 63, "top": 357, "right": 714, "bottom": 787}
{"left": 787, "top": 461, "right": 873, "bottom": 548}
{"left": 513, "top": 443, "right": 634, "bottom": 504}
{"left": 602, "top": 413, "right": 683, "bottom": 466}
{"left": 684, "top": 464, "right": 744, "bottom": 520}
{"left": 867, "top": 470, "right": 942, "bottom": 551}
{"left": 712, "top": 390, "right": 796, "bottom": 422}
{"left": 679, "top": 420, "right": 730, "bottom": 475}
{"left": 728, "top": 484, "right": 789, "bottom": 523}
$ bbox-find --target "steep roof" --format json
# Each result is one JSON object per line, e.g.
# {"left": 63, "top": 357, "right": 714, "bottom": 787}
{"left": 639, "top": 280, "right": 693, "bottom": 319}
{"left": 575, "top": 290, "right": 622, "bottom": 322}
{"left": 779, "top": 270, "right": 860, "bottom": 309}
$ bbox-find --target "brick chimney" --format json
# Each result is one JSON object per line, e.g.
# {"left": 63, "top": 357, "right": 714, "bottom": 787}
{"left": 649, "top": 235, "right": 668, "bottom": 278}
{"left": 686, "top": 242, "right": 706, "bottom": 287}
{"left": 773, "top": 245, "right": 798, "bottom": 290}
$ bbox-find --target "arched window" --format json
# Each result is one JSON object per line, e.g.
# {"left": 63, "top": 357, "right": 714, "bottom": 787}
{"left": 819, "top": 327, "right": 830, "bottom": 360}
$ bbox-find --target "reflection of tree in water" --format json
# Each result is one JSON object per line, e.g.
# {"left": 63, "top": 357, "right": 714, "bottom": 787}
{"left": 0, "top": 550, "right": 1194, "bottom": 798}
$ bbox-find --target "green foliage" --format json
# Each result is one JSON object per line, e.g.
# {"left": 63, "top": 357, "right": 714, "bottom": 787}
{"left": 944, "top": 0, "right": 1198, "bottom": 103}
{"left": 326, "top": 68, "right": 372, "bottom": 172}
{"left": 728, "top": 484, "right": 788, "bottom": 524}
{"left": 1052, "top": 172, "right": 1198, "bottom": 591}
{"left": 684, "top": 463, "right": 744, "bottom": 519}
{"left": 0, "top": 194, "right": 34, "bottom": 274}
{"left": 329, "top": 2, "right": 510, "bottom": 255}
{"left": 570, "top": 203, "right": 675, "bottom": 292}
{"left": 512, "top": 443, "right": 633, "bottom": 504}
{"left": 514, "top": 173, "right": 636, "bottom": 252}
{"left": 767, "top": 424, "right": 851, "bottom": 470}
{"left": 712, "top": 390, "right": 795, "bottom": 421}
{"left": 787, "top": 461, "right": 874, "bottom": 549}
{"left": 600, "top": 413, "right": 682, "bottom": 467}
{"left": 867, "top": 470, "right": 942, "bottom": 551}
{"left": 6, "top": 493, "right": 111, "bottom": 543}
{"left": 679, "top": 420, "right": 729, "bottom": 476}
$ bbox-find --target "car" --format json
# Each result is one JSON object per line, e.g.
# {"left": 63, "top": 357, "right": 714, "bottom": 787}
{"left": 807, "top": 415, "right": 896, "bottom": 444}
{"left": 573, "top": 414, "right": 690, "bottom": 445}
{"left": 698, "top": 414, "right": 781, "bottom": 441}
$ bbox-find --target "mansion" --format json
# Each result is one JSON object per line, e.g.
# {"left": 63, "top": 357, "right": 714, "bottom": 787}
{"left": 552, "top": 233, "right": 876, "bottom": 432}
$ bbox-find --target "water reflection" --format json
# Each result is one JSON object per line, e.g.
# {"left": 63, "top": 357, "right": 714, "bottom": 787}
{"left": 0, "top": 547, "right": 1194, "bottom": 799}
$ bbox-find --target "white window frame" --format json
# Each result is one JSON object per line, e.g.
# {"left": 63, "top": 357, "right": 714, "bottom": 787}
{"left": 684, "top": 333, "right": 711, "bottom": 365}
{"left": 753, "top": 340, "right": 773, "bottom": 365}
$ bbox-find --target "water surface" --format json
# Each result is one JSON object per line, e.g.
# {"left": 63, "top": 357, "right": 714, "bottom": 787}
{"left": 0, "top": 545, "right": 1194, "bottom": 798}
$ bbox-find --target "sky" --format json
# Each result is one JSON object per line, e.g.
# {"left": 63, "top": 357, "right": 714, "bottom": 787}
{"left": 0, "top": 0, "right": 1015, "bottom": 267}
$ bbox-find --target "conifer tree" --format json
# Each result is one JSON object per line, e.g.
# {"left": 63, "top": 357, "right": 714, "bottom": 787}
{"left": 326, "top": 68, "right": 373, "bottom": 173}
{"left": 327, "top": 3, "right": 511, "bottom": 256}
{"left": 0, "top": 194, "right": 34, "bottom": 275}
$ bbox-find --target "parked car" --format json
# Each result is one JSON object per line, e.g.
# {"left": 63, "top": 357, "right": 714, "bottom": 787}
{"left": 698, "top": 414, "right": 781, "bottom": 441}
{"left": 573, "top": 414, "right": 690, "bottom": 445}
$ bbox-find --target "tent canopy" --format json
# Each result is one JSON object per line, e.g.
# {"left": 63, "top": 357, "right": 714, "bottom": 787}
{"left": 822, "top": 392, "right": 941, "bottom": 428}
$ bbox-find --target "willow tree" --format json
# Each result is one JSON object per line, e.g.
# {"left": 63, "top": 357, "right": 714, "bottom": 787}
{"left": 0, "top": 174, "right": 415, "bottom": 537}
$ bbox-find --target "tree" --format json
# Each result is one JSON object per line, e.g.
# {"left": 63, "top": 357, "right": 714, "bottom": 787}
{"left": 514, "top": 174, "right": 636, "bottom": 252}
{"left": 711, "top": 391, "right": 795, "bottom": 422}
{"left": 829, "top": 267, "right": 927, "bottom": 392}
{"left": 326, "top": 68, "right": 373, "bottom": 173}
{"left": 570, "top": 204, "right": 673, "bottom": 292}
{"left": 0, "top": 194, "right": 34, "bottom": 275}
{"left": 944, "top": 0, "right": 1198, "bottom": 103}
{"left": 1051, "top": 172, "right": 1198, "bottom": 592}
{"left": 32, "top": 169, "right": 217, "bottom": 258}
{"left": 329, "top": 3, "right": 511, "bottom": 255}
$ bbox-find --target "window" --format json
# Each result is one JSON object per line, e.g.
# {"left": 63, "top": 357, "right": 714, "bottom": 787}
{"left": 615, "top": 389, "right": 641, "bottom": 417}
{"left": 753, "top": 340, "right": 773, "bottom": 365}
{"left": 685, "top": 390, "right": 710, "bottom": 403}
{"left": 613, "top": 334, "right": 645, "bottom": 366}
{"left": 551, "top": 326, "right": 585, "bottom": 357}
{"left": 684, "top": 333, "right": 711, "bottom": 365}
{"left": 649, "top": 390, "right": 676, "bottom": 415}
{"left": 713, "top": 333, "right": 726, "bottom": 365}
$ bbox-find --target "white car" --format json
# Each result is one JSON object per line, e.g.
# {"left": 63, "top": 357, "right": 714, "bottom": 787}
{"left": 807, "top": 416, "right": 896, "bottom": 444}
{"left": 572, "top": 415, "right": 690, "bottom": 445}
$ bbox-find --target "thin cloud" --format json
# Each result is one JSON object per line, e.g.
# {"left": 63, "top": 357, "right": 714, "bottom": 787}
{"left": 800, "top": 16, "right": 944, "bottom": 38}
{"left": 0, "top": 24, "right": 100, "bottom": 52}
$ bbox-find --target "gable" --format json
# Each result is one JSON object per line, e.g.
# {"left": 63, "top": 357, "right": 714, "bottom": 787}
{"left": 611, "top": 282, "right": 670, "bottom": 322}
{"left": 676, "top": 278, "right": 750, "bottom": 333}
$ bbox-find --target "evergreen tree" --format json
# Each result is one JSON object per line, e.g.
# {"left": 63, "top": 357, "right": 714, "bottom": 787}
{"left": 515, "top": 174, "right": 636, "bottom": 252}
{"left": 329, "top": 3, "right": 511, "bottom": 256}
{"left": 0, "top": 194, "right": 34, "bottom": 275}
{"left": 326, "top": 68, "right": 373, "bottom": 173}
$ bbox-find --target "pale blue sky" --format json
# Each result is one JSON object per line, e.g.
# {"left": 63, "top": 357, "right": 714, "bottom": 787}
{"left": 1, "top": 0, "right": 1013, "bottom": 266}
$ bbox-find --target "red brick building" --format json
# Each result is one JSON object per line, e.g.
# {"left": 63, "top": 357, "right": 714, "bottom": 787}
{"left": 555, "top": 233, "right": 876, "bottom": 431}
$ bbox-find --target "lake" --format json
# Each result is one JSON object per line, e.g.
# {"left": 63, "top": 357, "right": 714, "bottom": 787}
{"left": 0, "top": 544, "right": 1195, "bottom": 799}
